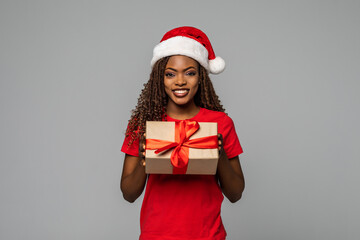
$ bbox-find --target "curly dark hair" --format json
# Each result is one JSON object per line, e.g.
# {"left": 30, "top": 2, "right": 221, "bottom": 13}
{"left": 125, "top": 56, "right": 225, "bottom": 146}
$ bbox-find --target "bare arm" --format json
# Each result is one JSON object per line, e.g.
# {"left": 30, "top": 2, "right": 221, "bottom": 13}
{"left": 120, "top": 136, "right": 147, "bottom": 203}
{"left": 216, "top": 134, "right": 245, "bottom": 203}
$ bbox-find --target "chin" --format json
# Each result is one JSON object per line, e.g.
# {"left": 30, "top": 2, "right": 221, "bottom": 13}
{"left": 174, "top": 101, "right": 190, "bottom": 106}
{"left": 170, "top": 98, "right": 191, "bottom": 107}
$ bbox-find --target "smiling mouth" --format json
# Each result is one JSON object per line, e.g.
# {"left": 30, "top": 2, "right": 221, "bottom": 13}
{"left": 172, "top": 89, "right": 189, "bottom": 97}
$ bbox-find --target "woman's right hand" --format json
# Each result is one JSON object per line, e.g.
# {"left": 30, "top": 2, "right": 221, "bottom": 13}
{"left": 139, "top": 133, "right": 146, "bottom": 166}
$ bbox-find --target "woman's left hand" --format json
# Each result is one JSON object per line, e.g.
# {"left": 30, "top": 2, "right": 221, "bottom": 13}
{"left": 217, "top": 133, "right": 225, "bottom": 158}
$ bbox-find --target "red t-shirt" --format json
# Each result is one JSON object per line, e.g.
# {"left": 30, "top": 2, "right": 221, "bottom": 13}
{"left": 121, "top": 108, "right": 243, "bottom": 240}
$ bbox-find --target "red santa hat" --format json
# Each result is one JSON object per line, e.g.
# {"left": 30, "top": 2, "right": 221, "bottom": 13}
{"left": 151, "top": 26, "right": 226, "bottom": 74}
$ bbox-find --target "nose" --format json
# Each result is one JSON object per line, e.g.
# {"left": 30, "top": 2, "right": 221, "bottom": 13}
{"left": 175, "top": 74, "right": 186, "bottom": 86}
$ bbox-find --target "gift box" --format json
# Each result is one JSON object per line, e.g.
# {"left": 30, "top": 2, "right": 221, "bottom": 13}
{"left": 145, "top": 120, "right": 219, "bottom": 175}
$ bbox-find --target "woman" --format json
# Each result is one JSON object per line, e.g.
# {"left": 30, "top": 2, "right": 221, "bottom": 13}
{"left": 121, "top": 26, "right": 245, "bottom": 240}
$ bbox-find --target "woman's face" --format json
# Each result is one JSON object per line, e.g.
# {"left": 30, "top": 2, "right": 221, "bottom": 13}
{"left": 164, "top": 55, "right": 199, "bottom": 107}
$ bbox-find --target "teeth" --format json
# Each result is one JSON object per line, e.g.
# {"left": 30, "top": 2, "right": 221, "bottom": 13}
{"left": 174, "top": 90, "right": 188, "bottom": 94}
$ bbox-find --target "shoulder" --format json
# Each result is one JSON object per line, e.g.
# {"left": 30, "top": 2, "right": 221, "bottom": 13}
{"left": 199, "top": 108, "right": 233, "bottom": 126}
{"left": 198, "top": 108, "right": 237, "bottom": 136}
{"left": 121, "top": 121, "right": 140, "bottom": 157}
{"left": 199, "top": 108, "right": 227, "bottom": 121}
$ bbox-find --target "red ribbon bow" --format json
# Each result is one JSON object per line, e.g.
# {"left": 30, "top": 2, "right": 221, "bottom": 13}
{"left": 146, "top": 120, "right": 218, "bottom": 174}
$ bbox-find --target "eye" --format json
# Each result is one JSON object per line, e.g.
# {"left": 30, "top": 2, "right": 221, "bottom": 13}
{"left": 186, "top": 71, "right": 197, "bottom": 76}
{"left": 165, "top": 72, "right": 175, "bottom": 77}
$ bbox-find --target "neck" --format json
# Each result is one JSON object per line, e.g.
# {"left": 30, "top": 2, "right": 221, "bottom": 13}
{"left": 166, "top": 101, "right": 200, "bottom": 120}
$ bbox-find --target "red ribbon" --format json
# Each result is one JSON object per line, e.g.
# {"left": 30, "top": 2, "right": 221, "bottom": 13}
{"left": 146, "top": 120, "right": 218, "bottom": 174}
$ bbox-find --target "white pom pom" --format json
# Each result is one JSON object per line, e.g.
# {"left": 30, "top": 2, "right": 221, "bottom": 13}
{"left": 209, "top": 56, "right": 225, "bottom": 74}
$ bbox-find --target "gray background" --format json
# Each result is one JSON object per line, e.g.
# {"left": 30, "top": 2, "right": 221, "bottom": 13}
{"left": 1, "top": 0, "right": 359, "bottom": 239}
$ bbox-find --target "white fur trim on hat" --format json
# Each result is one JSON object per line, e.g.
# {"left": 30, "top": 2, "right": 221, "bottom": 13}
{"left": 151, "top": 36, "right": 209, "bottom": 71}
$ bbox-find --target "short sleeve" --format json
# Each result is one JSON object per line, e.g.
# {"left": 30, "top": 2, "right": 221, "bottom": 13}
{"left": 120, "top": 125, "right": 140, "bottom": 157}
{"left": 219, "top": 115, "right": 243, "bottom": 159}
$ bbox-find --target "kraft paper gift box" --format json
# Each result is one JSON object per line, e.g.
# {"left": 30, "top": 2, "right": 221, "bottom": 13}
{"left": 145, "top": 121, "right": 219, "bottom": 175}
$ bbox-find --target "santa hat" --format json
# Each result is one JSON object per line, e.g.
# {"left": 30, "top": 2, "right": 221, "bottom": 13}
{"left": 151, "top": 26, "right": 226, "bottom": 74}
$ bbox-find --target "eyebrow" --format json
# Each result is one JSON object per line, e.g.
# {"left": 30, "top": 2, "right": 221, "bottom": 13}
{"left": 165, "top": 66, "right": 197, "bottom": 72}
